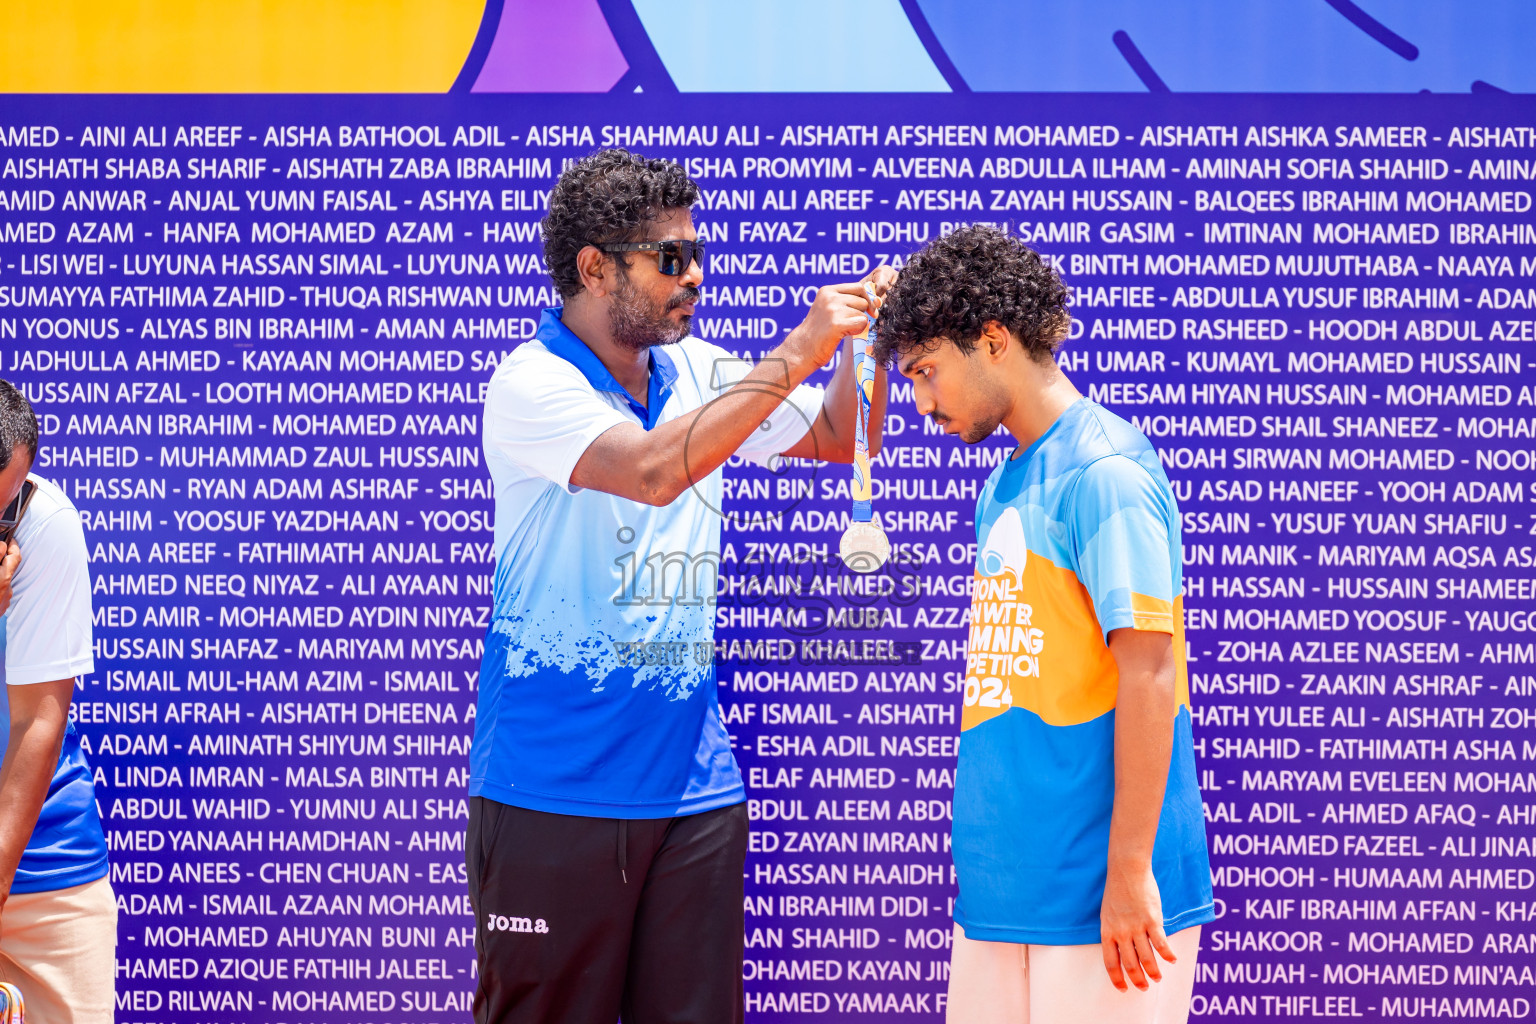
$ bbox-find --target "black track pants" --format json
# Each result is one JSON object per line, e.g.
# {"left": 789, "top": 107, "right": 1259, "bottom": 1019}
{"left": 466, "top": 797, "right": 748, "bottom": 1024}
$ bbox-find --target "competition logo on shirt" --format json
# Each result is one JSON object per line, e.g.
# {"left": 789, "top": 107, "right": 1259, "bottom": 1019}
{"left": 963, "top": 498, "right": 1135, "bottom": 733}
{"left": 964, "top": 508, "right": 1045, "bottom": 731}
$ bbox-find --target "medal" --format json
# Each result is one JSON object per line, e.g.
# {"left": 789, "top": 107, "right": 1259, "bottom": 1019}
{"left": 838, "top": 281, "right": 890, "bottom": 574}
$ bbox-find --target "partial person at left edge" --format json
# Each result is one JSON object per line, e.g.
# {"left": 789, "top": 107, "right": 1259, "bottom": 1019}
{"left": 0, "top": 380, "right": 114, "bottom": 1024}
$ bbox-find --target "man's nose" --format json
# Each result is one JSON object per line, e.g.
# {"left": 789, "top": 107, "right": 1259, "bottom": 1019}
{"left": 681, "top": 250, "right": 704, "bottom": 287}
{"left": 912, "top": 386, "right": 935, "bottom": 417}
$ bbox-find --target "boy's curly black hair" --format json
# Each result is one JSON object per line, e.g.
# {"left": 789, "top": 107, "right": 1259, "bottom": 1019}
{"left": 873, "top": 225, "right": 1071, "bottom": 366}
{"left": 541, "top": 148, "right": 700, "bottom": 299}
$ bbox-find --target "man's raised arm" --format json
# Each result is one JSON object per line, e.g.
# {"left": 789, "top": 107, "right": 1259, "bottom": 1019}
{"left": 573, "top": 273, "right": 892, "bottom": 506}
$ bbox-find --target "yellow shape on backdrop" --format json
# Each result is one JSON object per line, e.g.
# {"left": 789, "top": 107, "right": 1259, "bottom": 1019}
{"left": 0, "top": 0, "right": 484, "bottom": 92}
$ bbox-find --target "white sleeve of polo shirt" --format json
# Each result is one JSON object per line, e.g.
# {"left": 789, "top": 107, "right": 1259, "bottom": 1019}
{"left": 7, "top": 501, "right": 94, "bottom": 687}
{"left": 734, "top": 381, "right": 825, "bottom": 467}
{"left": 687, "top": 340, "right": 826, "bottom": 468}
{"left": 485, "top": 355, "right": 630, "bottom": 495}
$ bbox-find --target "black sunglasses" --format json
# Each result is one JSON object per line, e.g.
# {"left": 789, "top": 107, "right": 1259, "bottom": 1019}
{"left": 592, "top": 239, "right": 706, "bottom": 276}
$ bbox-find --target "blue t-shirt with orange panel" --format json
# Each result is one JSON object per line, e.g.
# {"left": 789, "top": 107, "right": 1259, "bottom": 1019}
{"left": 953, "top": 398, "right": 1213, "bottom": 944}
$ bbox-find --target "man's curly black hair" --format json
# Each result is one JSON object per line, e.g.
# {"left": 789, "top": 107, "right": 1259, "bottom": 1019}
{"left": 541, "top": 148, "right": 700, "bottom": 299}
{"left": 873, "top": 225, "right": 1071, "bottom": 366}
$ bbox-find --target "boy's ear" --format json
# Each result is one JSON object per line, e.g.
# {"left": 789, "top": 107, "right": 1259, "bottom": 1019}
{"left": 981, "top": 321, "right": 1011, "bottom": 360}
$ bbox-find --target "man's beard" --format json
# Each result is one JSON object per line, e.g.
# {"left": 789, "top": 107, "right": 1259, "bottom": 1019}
{"left": 959, "top": 415, "right": 1002, "bottom": 444}
{"left": 609, "top": 270, "right": 697, "bottom": 352}
{"left": 955, "top": 358, "right": 1008, "bottom": 444}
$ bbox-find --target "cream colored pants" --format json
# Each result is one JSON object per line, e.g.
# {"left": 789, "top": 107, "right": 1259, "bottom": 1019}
{"left": 947, "top": 924, "right": 1201, "bottom": 1024}
{"left": 0, "top": 876, "right": 116, "bottom": 1024}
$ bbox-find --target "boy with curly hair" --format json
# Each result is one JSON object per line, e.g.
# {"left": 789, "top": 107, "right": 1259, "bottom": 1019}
{"left": 467, "top": 148, "right": 893, "bottom": 1024}
{"left": 875, "top": 225, "right": 1213, "bottom": 1024}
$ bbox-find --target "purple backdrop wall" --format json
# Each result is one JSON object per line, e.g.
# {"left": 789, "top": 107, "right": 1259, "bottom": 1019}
{"left": 1, "top": 92, "right": 1532, "bottom": 1020}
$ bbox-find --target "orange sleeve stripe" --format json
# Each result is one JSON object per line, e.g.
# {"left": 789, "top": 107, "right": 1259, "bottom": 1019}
{"left": 1130, "top": 592, "right": 1176, "bottom": 633}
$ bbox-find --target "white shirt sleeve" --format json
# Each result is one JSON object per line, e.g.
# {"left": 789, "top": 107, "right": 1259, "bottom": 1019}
{"left": 7, "top": 488, "right": 94, "bottom": 687}
{"left": 685, "top": 340, "right": 826, "bottom": 468}
{"left": 484, "top": 354, "right": 631, "bottom": 495}
{"left": 734, "top": 381, "right": 825, "bottom": 467}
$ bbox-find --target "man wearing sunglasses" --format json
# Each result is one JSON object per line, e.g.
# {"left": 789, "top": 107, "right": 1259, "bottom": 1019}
{"left": 468, "top": 147, "right": 892, "bottom": 1024}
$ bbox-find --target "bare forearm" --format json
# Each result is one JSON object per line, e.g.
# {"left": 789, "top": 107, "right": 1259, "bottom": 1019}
{"left": 0, "top": 722, "right": 67, "bottom": 891}
{"left": 574, "top": 280, "right": 883, "bottom": 503}
{"left": 1107, "top": 641, "right": 1177, "bottom": 869}
{"left": 632, "top": 338, "right": 822, "bottom": 503}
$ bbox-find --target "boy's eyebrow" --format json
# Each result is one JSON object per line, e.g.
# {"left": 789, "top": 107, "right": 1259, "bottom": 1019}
{"left": 899, "top": 353, "right": 924, "bottom": 375}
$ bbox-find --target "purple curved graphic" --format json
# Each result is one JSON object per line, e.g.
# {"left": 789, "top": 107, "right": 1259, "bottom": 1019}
{"left": 452, "top": 0, "right": 506, "bottom": 93}
{"left": 897, "top": 0, "right": 970, "bottom": 92}
{"left": 474, "top": 0, "right": 628, "bottom": 93}
{"left": 1112, "top": 29, "right": 1168, "bottom": 92}
{"left": 597, "top": 0, "right": 677, "bottom": 93}
{"left": 1321, "top": 0, "right": 1420, "bottom": 61}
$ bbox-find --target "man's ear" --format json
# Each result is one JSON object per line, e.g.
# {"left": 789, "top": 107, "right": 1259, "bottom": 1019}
{"left": 980, "top": 321, "right": 1011, "bottom": 362}
{"left": 575, "top": 245, "right": 613, "bottom": 298}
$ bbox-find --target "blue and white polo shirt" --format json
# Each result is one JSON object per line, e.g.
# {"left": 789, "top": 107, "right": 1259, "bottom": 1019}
{"left": 470, "top": 308, "right": 824, "bottom": 818}
{"left": 2, "top": 475, "right": 106, "bottom": 894}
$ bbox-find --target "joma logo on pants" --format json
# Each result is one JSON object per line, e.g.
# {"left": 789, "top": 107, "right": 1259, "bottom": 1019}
{"left": 487, "top": 914, "right": 549, "bottom": 934}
